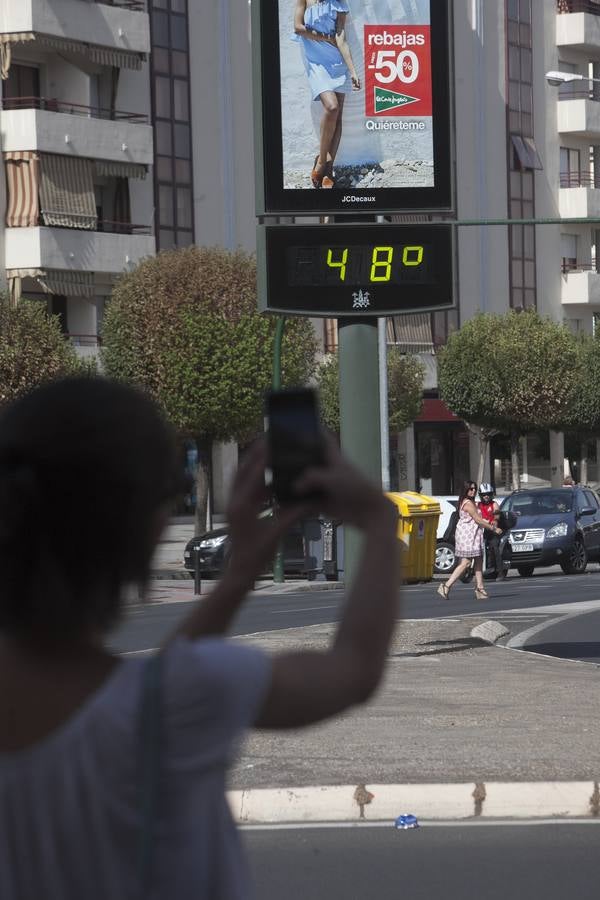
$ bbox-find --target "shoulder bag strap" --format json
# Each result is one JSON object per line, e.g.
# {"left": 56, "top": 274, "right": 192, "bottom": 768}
{"left": 137, "top": 653, "right": 163, "bottom": 897}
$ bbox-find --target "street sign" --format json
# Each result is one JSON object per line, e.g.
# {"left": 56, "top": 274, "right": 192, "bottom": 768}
{"left": 257, "top": 222, "right": 454, "bottom": 316}
{"left": 252, "top": 0, "right": 452, "bottom": 216}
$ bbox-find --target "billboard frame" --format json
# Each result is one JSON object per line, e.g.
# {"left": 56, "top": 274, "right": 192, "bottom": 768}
{"left": 257, "top": 222, "right": 455, "bottom": 317}
{"left": 252, "top": 0, "right": 453, "bottom": 217}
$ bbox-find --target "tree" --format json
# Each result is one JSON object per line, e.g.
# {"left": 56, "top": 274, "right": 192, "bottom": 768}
{"left": 316, "top": 347, "right": 424, "bottom": 433}
{"left": 0, "top": 296, "right": 82, "bottom": 407}
{"left": 563, "top": 334, "right": 600, "bottom": 483}
{"left": 438, "top": 310, "right": 583, "bottom": 489}
{"left": 101, "top": 246, "right": 317, "bottom": 530}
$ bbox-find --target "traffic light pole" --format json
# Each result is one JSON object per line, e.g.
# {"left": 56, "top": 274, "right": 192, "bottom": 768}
{"left": 338, "top": 317, "right": 382, "bottom": 584}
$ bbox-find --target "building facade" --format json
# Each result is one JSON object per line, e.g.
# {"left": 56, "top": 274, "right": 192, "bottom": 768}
{"left": 0, "top": 0, "right": 155, "bottom": 354}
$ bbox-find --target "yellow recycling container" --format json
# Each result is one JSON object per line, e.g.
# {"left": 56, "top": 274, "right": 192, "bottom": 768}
{"left": 386, "top": 492, "right": 441, "bottom": 584}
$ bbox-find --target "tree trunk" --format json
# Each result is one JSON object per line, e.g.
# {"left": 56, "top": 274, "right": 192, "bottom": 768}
{"left": 476, "top": 434, "right": 489, "bottom": 486}
{"left": 510, "top": 431, "right": 520, "bottom": 492}
{"left": 194, "top": 440, "right": 211, "bottom": 535}
{"left": 580, "top": 441, "right": 589, "bottom": 486}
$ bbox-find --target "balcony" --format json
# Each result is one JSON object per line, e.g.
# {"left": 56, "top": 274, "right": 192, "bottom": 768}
{"left": 561, "top": 262, "right": 600, "bottom": 304}
{"left": 1, "top": 99, "right": 153, "bottom": 166}
{"left": 559, "top": 171, "right": 600, "bottom": 217}
{"left": 557, "top": 1, "right": 600, "bottom": 51}
{"left": 557, "top": 86, "right": 600, "bottom": 137}
{"left": 5, "top": 225, "right": 155, "bottom": 275}
{"left": 0, "top": 0, "right": 150, "bottom": 57}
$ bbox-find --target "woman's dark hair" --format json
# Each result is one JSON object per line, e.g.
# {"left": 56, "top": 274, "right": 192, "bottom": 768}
{"left": 0, "top": 377, "right": 178, "bottom": 642}
{"left": 458, "top": 481, "right": 477, "bottom": 508}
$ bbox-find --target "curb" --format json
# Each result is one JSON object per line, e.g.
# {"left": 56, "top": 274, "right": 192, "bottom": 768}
{"left": 227, "top": 781, "right": 600, "bottom": 825}
{"left": 470, "top": 620, "right": 510, "bottom": 645}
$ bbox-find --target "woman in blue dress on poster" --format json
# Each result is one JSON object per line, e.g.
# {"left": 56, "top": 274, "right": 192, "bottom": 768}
{"left": 293, "top": 0, "right": 361, "bottom": 188}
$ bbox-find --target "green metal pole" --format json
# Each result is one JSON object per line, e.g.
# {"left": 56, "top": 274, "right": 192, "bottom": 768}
{"left": 272, "top": 316, "right": 285, "bottom": 583}
{"left": 338, "top": 318, "right": 381, "bottom": 584}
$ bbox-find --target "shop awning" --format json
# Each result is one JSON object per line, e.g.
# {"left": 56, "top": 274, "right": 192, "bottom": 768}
{"left": 94, "top": 160, "right": 147, "bottom": 180}
{"left": 3, "top": 151, "right": 40, "bottom": 227}
{"left": 39, "top": 154, "right": 97, "bottom": 230}
{"left": 0, "top": 32, "right": 145, "bottom": 79}
{"left": 416, "top": 398, "right": 459, "bottom": 423}
{"left": 386, "top": 314, "right": 434, "bottom": 353}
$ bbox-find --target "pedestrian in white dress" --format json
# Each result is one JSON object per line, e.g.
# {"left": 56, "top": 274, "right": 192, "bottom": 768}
{"left": 437, "top": 481, "right": 502, "bottom": 601}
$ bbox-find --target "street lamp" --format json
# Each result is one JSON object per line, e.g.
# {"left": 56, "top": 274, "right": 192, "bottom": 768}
{"left": 545, "top": 70, "right": 595, "bottom": 87}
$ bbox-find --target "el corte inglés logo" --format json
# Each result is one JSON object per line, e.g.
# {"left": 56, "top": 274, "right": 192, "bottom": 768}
{"left": 373, "top": 86, "right": 419, "bottom": 114}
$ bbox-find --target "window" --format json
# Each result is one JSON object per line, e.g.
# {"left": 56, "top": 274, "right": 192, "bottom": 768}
{"left": 150, "top": 0, "right": 194, "bottom": 249}
{"left": 2, "top": 64, "right": 40, "bottom": 107}
{"left": 561, "top": 234, "right": 578, "bottom": 272}
{"left": 560, "top": 147, "right": 581, "bottom": 187}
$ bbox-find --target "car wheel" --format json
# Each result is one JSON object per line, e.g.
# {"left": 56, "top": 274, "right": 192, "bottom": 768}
{"left": 434, "top": 541, "right": 457, "bottom": 575}
{"left": 560, "top": 538, "right": 588, "bottom": 575}
{"left": 517, "top": 566, "right": 534, "bottom": 578}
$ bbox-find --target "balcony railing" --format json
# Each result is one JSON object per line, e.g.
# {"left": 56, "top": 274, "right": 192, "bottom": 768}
{"left": 67, "top": 333, "right": 103, "bottom": 347}
{"left": 561, "top": 260, "right": 599, "bottom": 273}
{"left": 560, "top": 171, "right": 600, "bottom": 186}
{"left": 557, "top": 0, "right": 600, "bottom": 15}
{"left": 1, "top": 96, "right": 148, "bottom": 124}
{"left": 92, "top": 0, "right": 145, "bottom": 11}
{"left": 558, "top": 84, "right": 600, "bottom": 100}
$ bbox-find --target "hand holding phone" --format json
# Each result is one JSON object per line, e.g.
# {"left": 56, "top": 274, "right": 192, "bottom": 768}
{"left": 266, "top": 388, "right": 325, "bottom": 504}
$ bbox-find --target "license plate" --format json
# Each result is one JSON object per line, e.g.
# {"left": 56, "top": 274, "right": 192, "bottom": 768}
{"left": 184, "top": 551, "right": 190, "bottom": 558}
{"left": 513, "top": 544, "right": 534, "bottom": 553}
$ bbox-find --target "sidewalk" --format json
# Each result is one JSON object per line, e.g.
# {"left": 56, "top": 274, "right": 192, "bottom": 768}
{"left": 227, "top": 614, "right": 600, "bottom": 824}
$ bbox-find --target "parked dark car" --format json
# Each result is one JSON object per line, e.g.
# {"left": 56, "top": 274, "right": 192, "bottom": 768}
{"left": 183, "top": 515, "right": 320, "bottom": 579}
{"left": 500, "top": 486, "right": 600, "bottom": 576}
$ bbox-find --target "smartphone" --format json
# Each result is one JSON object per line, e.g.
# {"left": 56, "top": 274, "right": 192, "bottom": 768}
{"left": 266, "top": 388, "right": 325, "bottom": 504}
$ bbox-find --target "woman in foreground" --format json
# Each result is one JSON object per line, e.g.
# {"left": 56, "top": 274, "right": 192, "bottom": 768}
{"left": 0, "top": 377, "right": 399, "bottom": 899}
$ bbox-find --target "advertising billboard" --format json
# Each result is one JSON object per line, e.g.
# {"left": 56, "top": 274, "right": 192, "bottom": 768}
{"left": 253, "top": 0, "right": 452, "bottom": 215}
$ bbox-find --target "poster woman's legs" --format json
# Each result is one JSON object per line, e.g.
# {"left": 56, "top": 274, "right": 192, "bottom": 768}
{"left": 313, "top": 91, "right": 345, "bottom": 188}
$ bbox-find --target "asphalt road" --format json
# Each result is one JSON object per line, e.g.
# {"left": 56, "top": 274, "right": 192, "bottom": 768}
{"left": 110, "top": 568, "right": 600, "bottom": 655}
{"left": 245, "top": 822, "right": 600, "bottom": 900}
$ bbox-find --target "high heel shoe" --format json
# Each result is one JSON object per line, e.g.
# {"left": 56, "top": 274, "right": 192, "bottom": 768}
{"left": 311, "top": 155, "right": 323, "bottom": 189}
{"left": 474, "top": 587, "right": 489, "bottom": 600}
{"left": 437, "top": 582, "right": 450, "bottom": 600}
{"left": 321, "top": 160, "right": 335, "bottom": 189}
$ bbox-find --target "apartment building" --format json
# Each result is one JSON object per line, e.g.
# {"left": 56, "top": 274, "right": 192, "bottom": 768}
{"left": 0, "top": 0, "right": 155, "bottom": 354}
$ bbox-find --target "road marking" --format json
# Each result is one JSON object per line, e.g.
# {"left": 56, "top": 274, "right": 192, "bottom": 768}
{"left": 241, "top": 818, "right": 600, "bottom": 831}
{"left": 270, "top": 605, "right": 338, "bottom": 614}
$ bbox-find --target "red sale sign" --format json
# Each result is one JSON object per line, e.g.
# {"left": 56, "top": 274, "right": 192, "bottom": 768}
{"left": 364, "top": 25, "right": 433, "bottom": 118}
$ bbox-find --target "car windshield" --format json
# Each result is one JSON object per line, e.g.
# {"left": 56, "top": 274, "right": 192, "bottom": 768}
{"left": 502, "top": 491, "right": 573, "bottom": 516}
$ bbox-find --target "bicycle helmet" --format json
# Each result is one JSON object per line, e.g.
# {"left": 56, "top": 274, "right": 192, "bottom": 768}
{"left": 479, "top": 482, "right": 494, "bottom": 498}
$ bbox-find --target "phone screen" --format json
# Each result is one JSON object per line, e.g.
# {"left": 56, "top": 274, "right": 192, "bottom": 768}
{"left": 267, "top": 389, "right": 324, "bottom": 503}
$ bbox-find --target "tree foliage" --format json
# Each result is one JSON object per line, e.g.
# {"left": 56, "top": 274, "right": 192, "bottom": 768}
{"left": 438, "top": 310, "right": 583, "bottom": 486}
{"left": 316, "top": 347, "right": 424, "bottom": 433}
{"left": 101, "top": 246, "right": 317, "bottom": 442}
{"left": 438, "top": 310, "right": 582, "bottom": 434}
{"left": 0, "top": 296, "right": 82, "bottom": 406}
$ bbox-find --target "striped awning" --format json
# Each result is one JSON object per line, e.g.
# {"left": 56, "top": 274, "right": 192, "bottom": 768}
{"left": 0, "top": 33, "right": 35, "bottom": 79}
{"left": 4, "top": 151, "right": 40, "bottom": 227}
{"left": 0, "top": 33, "right": 145, "bottom": 78}
{"left": 94, "top": 160, "right": 147, "bottom": 180}
{"left": 39, "top": 154, "right": 97, "bottom": 230}
{"left": 6, "top": 268, "right": 96, "bottom": 298}
{"left": 387, "top": 314, "right": 434, "bottom": 353}
{"left": 37, "top": 270, "right": 96, "bottom": 298}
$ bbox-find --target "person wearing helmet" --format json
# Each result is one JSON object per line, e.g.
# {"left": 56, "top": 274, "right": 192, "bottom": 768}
{"left": 478, "top": 483, "right": 504, "bottom": 579}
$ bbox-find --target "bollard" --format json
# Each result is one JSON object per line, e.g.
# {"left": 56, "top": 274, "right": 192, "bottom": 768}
{"left": 194, "top": 547, "right": 202, "bottom": 597}
{"left": 323, "top": 519, "right": 339, "bottom": 582}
